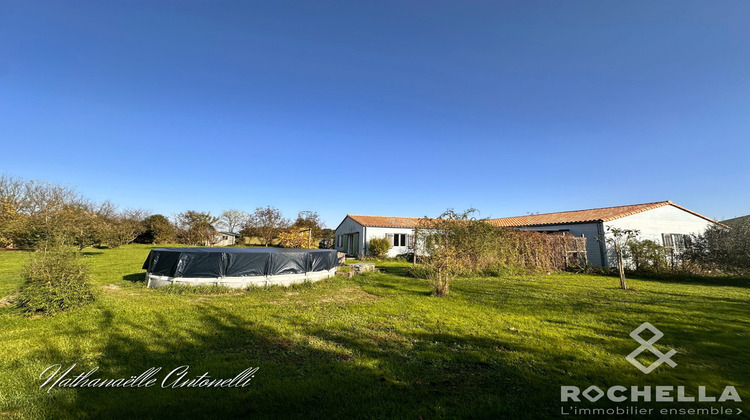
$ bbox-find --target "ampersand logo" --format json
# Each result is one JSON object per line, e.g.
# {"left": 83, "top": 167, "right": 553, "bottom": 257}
{"left": 625, "top": 322, "right": 677, "bottom": 374}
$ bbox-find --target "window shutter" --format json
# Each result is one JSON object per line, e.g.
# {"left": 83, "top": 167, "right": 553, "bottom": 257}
{"left": 662, "top": 233, "right": 673, "bottom": 247}
{"left": 675, "top": 234, "right": 686, "bottom": 251}
{"left": 406, "top": 234, "right": 413, "bottom": 247}
{"left": 387, "top": 234, "right": 394, "bottom": 246}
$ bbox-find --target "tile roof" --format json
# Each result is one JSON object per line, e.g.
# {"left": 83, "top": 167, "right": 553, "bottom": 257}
{"left": 488, "top": 201, "right": 725, "bottom": 227}
{"left": 344, "top": 202, "right": 727, "bottom": 230}
{"left": 346, "top": 214, "right": 425, "bottom": 228}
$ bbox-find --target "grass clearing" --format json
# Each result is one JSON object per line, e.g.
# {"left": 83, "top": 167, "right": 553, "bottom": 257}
{"left": 0, "top": 245, "right": 747, "bottom": 419}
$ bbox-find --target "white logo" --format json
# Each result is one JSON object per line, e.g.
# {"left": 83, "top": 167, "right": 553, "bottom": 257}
{"left": 626, "top": 322, "right": 677, "bottom": 374}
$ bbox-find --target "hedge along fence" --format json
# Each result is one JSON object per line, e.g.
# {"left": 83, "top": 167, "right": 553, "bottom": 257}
{"left": 414, "top": 217, "right": 588, "bottom": 277}
{"left": 505, "top": 230, "right": 588, "bottom": 272}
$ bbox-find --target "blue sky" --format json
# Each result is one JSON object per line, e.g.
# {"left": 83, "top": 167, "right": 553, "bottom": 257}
{"left": 1, "top": 1, "right": 748, "bottom": 227}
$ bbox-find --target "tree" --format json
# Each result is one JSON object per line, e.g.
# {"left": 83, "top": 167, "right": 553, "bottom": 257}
{"left": 415, "top": 208, "right": 483, "bottom": 297}
{"left": 138, "top": 214, "right": 176, "bottom": 244}
{"left": 244, "top": 206, "right": 290, "bottom": 247}
{"left": 175, "top": 211, "right": 219, "bottom": 246}
{"left": 278, "top": 227, "right": 317, "bottom": 249}
{"left": 686, "top": 221, "right": 750, "bottom": 275}
{"left": 603, "top": 227, "right": 639, "bottom": 290}
{"left": 293, "top": 211, "right": 324, "bottom": 240}
{"left": 105, "top": 209, "right": 149, "bottom": 248}
{"left": 218, "top": 209, "right": 248, "bottom": 233}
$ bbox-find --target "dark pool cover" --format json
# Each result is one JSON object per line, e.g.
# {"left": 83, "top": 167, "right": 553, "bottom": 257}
{"left": 142, "top": 248, "right": 338, "bottom": 278}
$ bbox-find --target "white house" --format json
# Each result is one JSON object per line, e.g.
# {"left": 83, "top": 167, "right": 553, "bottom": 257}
{"left": 335, "top": 201, "right": 726, "bottom": 266}
{"left": 334, "top": 215, "right": 421, "bottom": 258}
{"left": 488, "top": 201, "right": 726, "bottom": 267}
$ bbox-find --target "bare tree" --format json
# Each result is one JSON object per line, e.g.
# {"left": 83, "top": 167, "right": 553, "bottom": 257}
{"left": 245, "top": 206, "right": 290, "bottom": 247}
{"left": 218, "top": 209, "right": 248, "bottom": 233}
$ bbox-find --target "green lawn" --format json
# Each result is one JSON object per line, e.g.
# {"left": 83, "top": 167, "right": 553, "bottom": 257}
{"left": 0, "top": 245, "right": 748, "bottom": 419}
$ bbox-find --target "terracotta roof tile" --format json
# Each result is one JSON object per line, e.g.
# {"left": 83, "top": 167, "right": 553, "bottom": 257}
{"left": 488, "top": 201, "right": 725, "bottom": 227}
{"left": 346, "top": 215, "right": 424, "bottom": 228}
{"left": 344, "top": 202, "right": 727, "bottom": 230}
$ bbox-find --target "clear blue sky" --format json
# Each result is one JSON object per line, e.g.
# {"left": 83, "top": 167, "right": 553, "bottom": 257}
{"left": 2, "top": 1, "right": 748, "bottom": 227}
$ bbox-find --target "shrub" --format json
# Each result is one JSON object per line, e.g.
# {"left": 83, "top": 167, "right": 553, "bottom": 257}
{"left": 16, "top": 246, "right": 94, "bottom": 315}
{"left": 278, "top": 228, "right": 317, "bottom": 248}
{"left": 369, "top": 237, "right": 391, "bottom": 259}
{"left": 686, "top": 221, "right": 750, "bottom": 275}
{"left": 628, "top": 239, "right": 668, "bottom": 272}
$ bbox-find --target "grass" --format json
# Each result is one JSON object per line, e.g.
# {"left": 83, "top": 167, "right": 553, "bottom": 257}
{"left": 0, "top": 245, "right": 748, "bottom": 419}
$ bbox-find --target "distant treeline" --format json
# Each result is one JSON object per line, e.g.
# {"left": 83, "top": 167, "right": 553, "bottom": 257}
{"left": 0, "top": 175, "right": 332, "bottom": 250}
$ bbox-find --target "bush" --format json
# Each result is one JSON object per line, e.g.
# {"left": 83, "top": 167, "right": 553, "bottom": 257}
{"left": 369, "top": 237, "right": 391, "bottom": 259}
{"left": 686, "top": 221, "right": 750, "bottom": 275}
{"left": 16, "top": 246, "right": 94, "bottom": 315}
{"left": 628, "top": 239, "right": 668, "bottom": 272}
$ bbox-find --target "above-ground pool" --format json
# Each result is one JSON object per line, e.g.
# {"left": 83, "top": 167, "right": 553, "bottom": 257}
{"left": 142, "top": 247, "right": 338, "bottom": 288}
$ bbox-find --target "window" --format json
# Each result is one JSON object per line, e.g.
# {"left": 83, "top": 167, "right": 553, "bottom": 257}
{"left": 394, "top": 233, "right": 407, "bottom": 247}
{"left": 662, "top": 233, "right": 690, "bottom": 251}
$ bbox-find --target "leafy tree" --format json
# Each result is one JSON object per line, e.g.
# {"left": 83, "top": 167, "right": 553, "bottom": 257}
{"left": 687, "top": 221, "right": 750, "bottom": 275}
{"left": 244, "top": 206, "right": 290, "bottom": 247}
{"left": 293, "top": 211, "right": 324, "bottom": 240}
{"left": 105, "top": 209, "right": 149, "bottom": 248}
{"left": 137, "top": 214, "right": 176, "bottom": 244}
{"left": 175, "top": 211, "right": 219, "bottom": 246}
{"left": 278, "top": 227, "right": 318, "bottom": 248}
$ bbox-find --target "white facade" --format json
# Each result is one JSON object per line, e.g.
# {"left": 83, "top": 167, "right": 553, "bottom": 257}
{"left": 213, "top": 232, "right": 238, "bottom": 247}
{"left": 601, "top": 205, "right": 715, "bottom": 267}
{"left": 335, "top": 203, "right": 721, "bottom": 266}
{"left": 522, "top": 205, "right": 717, "bottom": 267}
{"left": 334, "top": 216, "right": 415, "bottom": 258}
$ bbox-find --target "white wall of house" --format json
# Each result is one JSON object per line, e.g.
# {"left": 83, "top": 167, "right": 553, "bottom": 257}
{"left": 335, "top": 217, "right": 417, "bottom": 257}
{"left": 335, "top": 217, "right": 365, "bottom": 257}
{"left": 519, "top": 223, "right": 604, "bottom": 267}
{"left": 335, "top": 204, "right": 717, "bottom": 265}
{"left": 366, "top": 227, "right": 416, "bottom": 257}
{"left": 604, "top": 205, "right": 714, "bottom": 244}
{"left": 602, "top": 205, "right": 716, "bottom": 267}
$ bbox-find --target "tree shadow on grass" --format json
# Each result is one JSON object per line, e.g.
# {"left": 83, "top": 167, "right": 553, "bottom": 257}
{"left": 121, "top": 272, "right": 146, "bottom": 283}
{"left": 23, "top": 278, "right": 750, "bottom": 419}
{"left": 27, "top": 302, "right": 566, "bottom": 419}
{"left": 377, "top": 265, "right": 411, "bottom": 276}
{"left": 627, "top": 272, "right": 750, "bottom": 289}
{"left": 81, "top": 251, "right": 104, "bottom": 256}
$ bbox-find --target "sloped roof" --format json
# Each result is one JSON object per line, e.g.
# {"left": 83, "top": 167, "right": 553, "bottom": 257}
{"left": 346, "top": 214, "right": 424, "bottom": 228}
{"left": 488, "top": 201, "right": 726, "bottom": 228}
